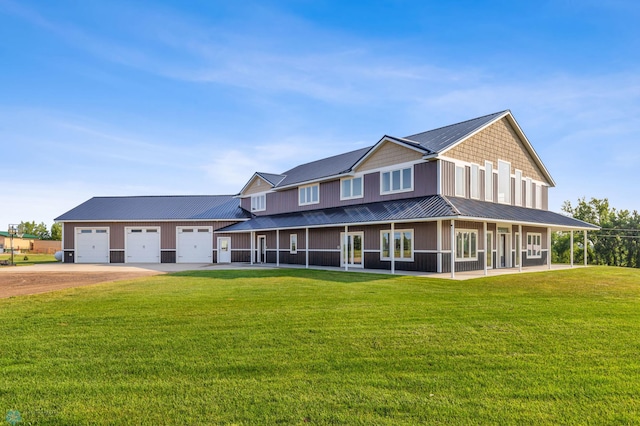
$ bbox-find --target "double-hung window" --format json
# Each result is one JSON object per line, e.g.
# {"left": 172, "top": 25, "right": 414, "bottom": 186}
{"left": 299, "top": 184, "right": 319, "bottom": 206}
{"left": 455, "top": 229, "right": 478, "bottom": 261}
{"left": 514, "top": 170, "right": 522, "bottom": 206}
{"left": 470, "top": 164, "right": 480, "bottom": 199}
{"left": 527, "top": 233, "right": 542, "bottom": 258}
{"left": 455, "top": 165, "right": 465, "bottom": 197}
{"left": 380, "top": 229, "right": 413, "bottom": 261}
{"left": 497, "top": 160, "right": 511, "bottom": 204}
{"left": 485, "top": 161, "right": 493, "bottom": 201}
{"left": 341, "top": 176, "right": 363, "bottom": 200}
{"left": 535, "top": 184, "right": 542, "bottom": 209}
{"left": 525, "top": 178, "right": 533, "bottom": 208}
{"left": 381, "top": 166, "right": 412, "bottom": 194}
{"left": 251, "top": 194, "right": 266, "bottom": 212}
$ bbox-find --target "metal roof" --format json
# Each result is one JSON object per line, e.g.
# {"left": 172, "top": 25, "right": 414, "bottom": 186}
{"left": 403, "top": 110, "right": 508, "bottom": 153}
{"left": 0, "top": 231, "right": 40, "bottom": 239}
{"left": 447, "top": 197, "right": 600, "bottom": 230}
{"left": 256, "top": 172, "right": 286, "bottom": 186}
{"left": 55, "top": 195, "right": 250, "bottom": 222}
{"left": 219, "top": 196, "right": 459, "bottom": 231}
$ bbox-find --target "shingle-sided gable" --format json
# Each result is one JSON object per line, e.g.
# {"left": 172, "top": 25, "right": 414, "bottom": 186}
{"left": 241, "top": 175, "right": 274, "bottom": 196}
{"left": 443, "top": 117, "right": 551, "bottom": 185}
{"left": 353, "top": 139, "right": 425, "bottom": 172}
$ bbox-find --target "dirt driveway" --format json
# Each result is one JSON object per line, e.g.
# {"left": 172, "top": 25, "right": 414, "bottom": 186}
{"left": 0, "top": 263, "right": 215, "bottom": 298}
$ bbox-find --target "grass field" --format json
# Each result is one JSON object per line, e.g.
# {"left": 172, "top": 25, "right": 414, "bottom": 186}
{"left": 1, "top": 267, "right": 639, "bottom": 425}
{"left": 0, "top": 253, "right": 57, "bottom": 266}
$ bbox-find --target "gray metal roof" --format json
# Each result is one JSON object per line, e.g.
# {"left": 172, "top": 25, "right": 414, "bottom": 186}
{"left": 219, "top": 196, "right": 459, "bottom": 231}
{"left": 447, "top": 197, "right": 600, "bottom": 230}
{"left": 403, "top": 110, "right": 508, "bottom": 153}
{"left": 256, "top": 172, "right": 286, "bottom": 186}
{"left": 275, "top": 146, "right": 372, "bottom": 188}
{"left": 55, "top": 195, "right": 250, "bottom": 221}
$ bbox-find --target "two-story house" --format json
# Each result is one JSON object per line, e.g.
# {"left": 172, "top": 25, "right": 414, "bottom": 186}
{"left": 56, "top": 110, "right": 597, "bottom": 276}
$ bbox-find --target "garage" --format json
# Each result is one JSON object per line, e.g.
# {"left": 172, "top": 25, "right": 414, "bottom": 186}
{"left": 125, "top": 227, "right": 160, "bottom": 263}
{"left": 177, "top": 226, "right": 213, "bottom": 263}
{"left": 75, "top": 228, "right": 109, "bottom": 263}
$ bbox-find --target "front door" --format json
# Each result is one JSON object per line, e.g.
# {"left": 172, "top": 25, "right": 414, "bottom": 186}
{"left": 341, "top": 232, "right": 363, "bottom": 268}
{"left": 257, "top": 235, "right": 267, "bottom": 263}
{"left": 217, "top": 237, "right": 231, "bottom": 263}
{"left": 498, "top": 233, "right": 510, "bottom": 268}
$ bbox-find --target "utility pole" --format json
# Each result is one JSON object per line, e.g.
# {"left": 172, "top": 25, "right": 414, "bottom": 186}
{"left": 8, "top": 224, "right": 21, "bottom": 266}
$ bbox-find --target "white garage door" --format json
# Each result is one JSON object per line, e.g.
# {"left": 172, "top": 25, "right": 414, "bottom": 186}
{"left": 126, "top": 228, "right": 160, "bottom": 263}
{"left": 76, "top": 228, "right": 109, "bottom": 263}
{"left": 177, "top": 227, "right": 213, "bottom": 263}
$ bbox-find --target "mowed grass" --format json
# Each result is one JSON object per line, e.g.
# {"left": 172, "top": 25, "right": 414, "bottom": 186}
{"left": 0, "top": 253, "right": 57, "bottom": 265}
{"left": 1, "top": 267, "right": 639, "bottom": 425}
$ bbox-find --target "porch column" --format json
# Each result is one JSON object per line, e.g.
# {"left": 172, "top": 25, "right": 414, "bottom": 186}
{"left": 483, "top": 222, "right": 488, "bottom": 276}
{"left": 344, "top": 225, "right": 349, "bottom": 272}
{"left": 250, "top": 231, "right": 255, "bottom": 265}
{"left": 570, "top": 230, "right": 574, "bottom": 268}
{"left": 305, "top": 228, "right": 309, "bottom": 269}
{"left": 437, "top": 220, "right": 442, "bottom": 273}
{"left": 518, "top": 224, "right": 522, "bottom": 272}
{"left": 276, "top": 229, "right": 280, "bottom": 267}
{"left": 450, "top": 220, "right": 455, "bottom": 279}
{"left": 547, "top": 227, "right": 552, "bottom": 270}
{"left": 583, "top": 230, "right": 588, "bottom": 266}
{"left": 390, "top": 222, "right": 395, "bottom": 275}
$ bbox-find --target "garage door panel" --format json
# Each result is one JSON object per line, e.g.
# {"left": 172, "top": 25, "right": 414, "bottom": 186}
{"left": 177, "top": 227, "right": 212, "bottom": 263}
{"left": 76, "top": 228, "right": 109, "bottom": 263}
{"left": 126, "top": 228, "right": 160, "bottom": 263}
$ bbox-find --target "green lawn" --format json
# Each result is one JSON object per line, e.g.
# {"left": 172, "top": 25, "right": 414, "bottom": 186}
{"left": 0, "top": 253, "right": 57, "bottom": 266}
{"left": 1, "top": 267, "right": 639, "bottom": 425}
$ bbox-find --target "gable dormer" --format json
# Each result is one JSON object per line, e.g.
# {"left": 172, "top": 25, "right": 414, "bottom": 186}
{"left": 352, "top": 137, "right": 426, "bottom": 173}
{"left": 239, "top": 172, "right": 285, "bottom": 197}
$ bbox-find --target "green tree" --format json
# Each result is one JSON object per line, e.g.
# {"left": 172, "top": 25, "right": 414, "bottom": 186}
{"left": 50, "top": 222, "right": 62, "bottom": 241}
{"left": 18, "top": 221, "right": 51, "bottom": 240}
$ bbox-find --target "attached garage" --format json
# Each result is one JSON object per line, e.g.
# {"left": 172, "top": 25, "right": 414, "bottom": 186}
{"left": 75, "top": 228, "right": 109, "bottom": 263}
{"left": 125, "top": 227, "right": 160, "bottom": 263}
{"left": 177, "top": 226, "right": 213, "bottom": 263}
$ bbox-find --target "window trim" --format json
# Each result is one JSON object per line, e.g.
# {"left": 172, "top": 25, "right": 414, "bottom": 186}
{"left": 535, "top": 184, "right": 542, "bottom": 209}
{"left": 380, "top": 229, "right": 414, "bottom": 262}
{"left": 525, "top": 177, "right": 533, "bottom": 208}
{"left": 298, "top": 183, "right": 320, "bottom": 206}
{"left": 470, "top": 164, "right": 480, "bottom": 199}
{"left": 455, "top": 165, "right": 466, "bottom": 197}
{"left": 485, "top": 161, "right": 493, "bottom": 202}
{"left": 455, "top": 229, "right": 478, "bottom": 262}
{"left": 497, "top": 160, "right": 511, "bottom": 205}
{"left": 290, "top": 234, "right": 298, "bottom": 254}
{"left": 527, "top": 232, "right": 542, "bottom": 259}
{"left": 380, "top": 166, "right": 414, "bottom": 195}
{"left": 340, "top": 176, "right": 364, "bottom": 200}
{"left": 250, "top": 194, "right": 266, "bottom": 212}
{"left": 514, "top": 169, "right": 522, "bottom": 206}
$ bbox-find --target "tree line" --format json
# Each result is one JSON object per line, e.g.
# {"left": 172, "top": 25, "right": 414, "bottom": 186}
{"left": 554, "top": 197, "right": 640, "bottom": 268}
{"left": 16, "top": 221, "right": 62, "bottom": 241}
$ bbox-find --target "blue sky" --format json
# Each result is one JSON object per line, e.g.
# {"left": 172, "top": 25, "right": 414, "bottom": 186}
{"left": 1, "top": 0, "right": 639, "bottom": 230}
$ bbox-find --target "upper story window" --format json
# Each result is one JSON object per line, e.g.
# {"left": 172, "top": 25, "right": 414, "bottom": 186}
{"left": 485, "top": 161, "right": 493, "bottom": 202}
{"left": 514, "top": 170, "right": 522, "bottom": 206}
{"left": 251, "top": 194, "right": 266, "bottom": 212}
{"left": 455, "top": 166, "right": 465, "bottom": 197}
{"left": 341, "top": 176, "right": 363, "bottom": 200}
{"left": 381, "top": 166, "right": 413, "bottom": 194}
{"left": 299, "top": 184, "right": 319, "bottom": 206}
{"left": 535, "top": 184, "right": 542, "bottom": 209}
{"left": 497, "top": 160, "right": 511, "bottom": 204}
{"left": 470, "top": 164, "right": 480, "bottom": 199}
{"left": 525, "top": 177, "right": 533, "bottom": 208}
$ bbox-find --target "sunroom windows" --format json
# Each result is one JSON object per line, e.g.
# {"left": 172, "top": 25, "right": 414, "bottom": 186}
{"left": 381, "top": 166, "right": 413, "bottom": 194}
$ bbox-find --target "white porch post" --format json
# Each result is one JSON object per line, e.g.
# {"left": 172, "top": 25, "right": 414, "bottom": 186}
{"left": 483, "top": 222, "right": 488, "bottom": 276}
{"left": 570, "top": 230, "right": 574, "bottom": 268}
{"left": 305, "top": 228, "right": 309, "bottom": 269}
{"left": 276, "top": 229, "right": 280, "bottom": 267}
{"left": 437, "top": 220, "right": 442, "bottom": 273}
{"left": 518, "top": 224, "right": 523, "bottom": 272}
{"left": 450, "top": 220, "right": 455, "bottom": 279}
{"left": 583, "top": 230, "right": 588, "bottom": 266}
{"left": 344, "top": 225, "right": 349, "bottom": 271}
{"left": 250, "top": 231, "right": 255, "bottom": 265}
{"left": 390, "top": 222, "right": 395, "bottom": 275}
{"left": 547, "top": 227, "right": 552, "bottom": 270}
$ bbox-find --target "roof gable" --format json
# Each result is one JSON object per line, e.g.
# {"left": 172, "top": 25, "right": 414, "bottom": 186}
{"left": 240, "top": 173, "right": 278, "bottom": 196}
{"left": 353, "top": 138, "right": 426, "bottom": 172}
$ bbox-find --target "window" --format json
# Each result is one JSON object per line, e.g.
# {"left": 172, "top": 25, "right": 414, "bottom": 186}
{"left": 251, "top": 194, "right": 266, "bottom": 212}
{"left": 455, "top": 166, "right": 465, "bottom": 197}
{"left": 380, "top": 229, "right": 413, "bottom": 261}
{"left": 381, "top": 166, "right": 413, "bottom": 194}
{"left": 455, "top": 229, "right": 478, "bottom": 261}
{"left": 535, "top": 184, "right": 542, "bottom": 209}
{"left": 527, "top": 233, "right": 542, "bottom": 258}
{"left": 497, "top": 160, "right": 511, "bottom": 204}
{"left": 470, "top": 164, "right": 480, "bottom": 199}
{"left": 299, "top": 184, "right": 319, "bottom": 205}
{"left": 290, "top": 234, "right": 297, "bottom": 254}
{"left": 514, "top": 170, "right": 522, "bottom": 206}
{"left": 485, "top": 161, "right": 493, "bottom": 201}
{"left": 341, "top": 176, "right": 363, "bottom": 200}
{"left": 525, "top": 178, "right": 532, "bottom": 208}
